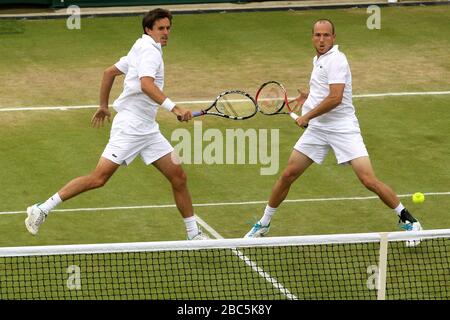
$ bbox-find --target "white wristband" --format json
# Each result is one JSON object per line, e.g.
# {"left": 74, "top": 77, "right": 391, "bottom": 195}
{"left": 161, "top": 97, "right": 176, "bottom": 112}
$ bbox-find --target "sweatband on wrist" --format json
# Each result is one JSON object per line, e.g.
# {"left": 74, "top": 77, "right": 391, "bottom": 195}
{"left": 161, "top": 97, "right": 176, "bottom": 112}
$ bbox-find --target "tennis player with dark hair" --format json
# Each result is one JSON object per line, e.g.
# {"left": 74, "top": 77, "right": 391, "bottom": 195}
{"left": 245, "top": 19, "right": 422, "bottom": 240}
{"left": 26, "top": 8, "right": 209, "bottom": 240}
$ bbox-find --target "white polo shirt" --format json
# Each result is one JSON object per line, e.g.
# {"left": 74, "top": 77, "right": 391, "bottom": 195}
{"left": 302, "top": 45, "right": 360, "bottom": 132}
{"left": 112, "top": 34, "right": 165, "bottom": 135}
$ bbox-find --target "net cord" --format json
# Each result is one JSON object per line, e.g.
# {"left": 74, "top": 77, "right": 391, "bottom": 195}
{"left": 0, "top": 229, "right": 448, "bottom": 258}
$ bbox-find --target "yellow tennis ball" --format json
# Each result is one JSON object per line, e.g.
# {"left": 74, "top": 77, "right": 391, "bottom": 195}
{"left": 412, "top": 192, "right": 425, "bottom": 204}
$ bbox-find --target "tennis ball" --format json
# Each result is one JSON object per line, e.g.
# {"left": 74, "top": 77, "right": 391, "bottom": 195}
{"left": 412, "top": 192, "right": 425, "bottom": 204}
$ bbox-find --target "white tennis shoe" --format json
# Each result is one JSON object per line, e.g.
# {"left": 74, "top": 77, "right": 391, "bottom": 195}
{"left": 400, "top": 220, "right": 423, "bottom": 247}
{"left": 244, "top": 222, "right": 270, "bottom": 238}
{"left": 25, "top": 204, "right": 47, "bottom": 235}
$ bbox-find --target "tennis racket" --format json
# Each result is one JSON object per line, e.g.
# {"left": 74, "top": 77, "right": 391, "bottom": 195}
{"left": 255, "top": 80, "right": 301, "bottom": 121}
{"left": 178, "top": 90, "right": 258, "bottom": 121}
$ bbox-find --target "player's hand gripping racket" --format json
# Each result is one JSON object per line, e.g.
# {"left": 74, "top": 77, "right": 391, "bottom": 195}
{"left": 255, "top": 81, "right": 307, "bottom": 127}
{"left": 178, "top": 90, "right": 258, "bottom": 121}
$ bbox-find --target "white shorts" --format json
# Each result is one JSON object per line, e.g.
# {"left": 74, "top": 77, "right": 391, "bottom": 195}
{"left": 102, "top": 130, "right": 174, "bottom": 166}
{"left": 294, "top": 127, "right": 369, "bottom": 165}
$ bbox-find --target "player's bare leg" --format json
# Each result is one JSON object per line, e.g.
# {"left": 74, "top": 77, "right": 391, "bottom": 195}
{"left": 350, "top": 156, "right": 422, "bottom": 246}
{"left": 25, "top": 157, "right": 120, "bottom": 235}
{"left": 350, "top": 156, "right": 399, "bottom": 208}
{"left": 245, "top": 150, "right": 313, "bottom": 238}
{"left": 153, "top": 152, "right": 193, "bottom": 218}
{"left": 58, "top": 157, "right": 120, "bottom": 201}
{"left": 268, "top": 150, "right": 314, "bottom": 208}
{"left": 153, "top": 152, "right": 207, "bottom": 240}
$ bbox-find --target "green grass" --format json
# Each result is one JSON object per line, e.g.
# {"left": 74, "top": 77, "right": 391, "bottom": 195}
{"left": 0, "top": 6, "right": 449, "bottom": 106}
{"left": 0, "top": 6, "right": 449, "bottom": 300}
{"left": 1, "top": 96, "right": 448, "bottom": 246}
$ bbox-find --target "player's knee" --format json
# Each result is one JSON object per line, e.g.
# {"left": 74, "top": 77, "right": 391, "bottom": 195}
{"left": 170, "top": 168, "right": 187, "bottom": 189}
{"left": 280, "top": 168, "right": 299, "bottom": 185}
{"left": 360, "top": 176, "right": 379, "bottom": 192}
{"left": 89, "top": 174, "right": 109, "bottom": 189}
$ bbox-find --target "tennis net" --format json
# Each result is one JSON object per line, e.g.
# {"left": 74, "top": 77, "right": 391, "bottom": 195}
{"left": 0, "top": 229, "right": 448, "bottom": 300}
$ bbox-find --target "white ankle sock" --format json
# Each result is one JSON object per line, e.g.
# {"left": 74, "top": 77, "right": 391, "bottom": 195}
{"left": 184, "top": 216, "right": 199, "bottom": 239}
{"left": 39, "top": 193, "right": 62, "bottom": 214}
{"left": 259, "top": 205, "right": 277, "bottom": 226}
{"left": 394, "top": 203, "right": 405, "bottom": 216}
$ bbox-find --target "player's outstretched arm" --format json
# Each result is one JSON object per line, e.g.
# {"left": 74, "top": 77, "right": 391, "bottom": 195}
{"left": 91, "top": 65, "right": 123, "bottom": 128}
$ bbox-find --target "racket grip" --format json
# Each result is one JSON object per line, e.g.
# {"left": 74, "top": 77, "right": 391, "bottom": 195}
{"left": 177, "top": 110, "right": 203, "bottom": 121}
{"left": 289, "top": 112, "right": 299, "bottom": 121}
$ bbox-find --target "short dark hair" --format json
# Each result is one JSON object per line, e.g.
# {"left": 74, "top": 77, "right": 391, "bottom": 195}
{"left": 312, "top": 19, "right": 335, "bottom": 34}
{"left": 142, "top": 8, "right": 172, "bottom": 34}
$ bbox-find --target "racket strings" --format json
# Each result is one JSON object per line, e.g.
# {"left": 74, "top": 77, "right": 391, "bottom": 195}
{"left": 221, "top": 96, "right": 239, "bottom": 117}
{"left": 215, "top": 93, "right": 257, "bottom": 118}
{"left": 256, "top": 84, "right": 286, "bottom": 115}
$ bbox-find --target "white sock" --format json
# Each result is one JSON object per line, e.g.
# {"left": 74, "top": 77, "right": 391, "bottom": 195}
{"left": 184, "top": 216, "right": 199, "bottom": 239}
{"left": 259, "top": 205, "right": 277, "bottom": 226}
{"left": 394, "top": 203, "right": 405, "bottom": 216}
{"left": 38, "top": 193, "right": 62, "bottom": 214}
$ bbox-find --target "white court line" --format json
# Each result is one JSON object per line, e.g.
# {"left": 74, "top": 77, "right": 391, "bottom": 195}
{"left": 353, "top": 91, "right": 450, "bottom": 98}
{"left": 1, "top": 90, "right": 449, "bottom": 112}
{"left": 2, "top": 192, "right": 449, "bottom": 215}
{"left": 194, "top": 214, "right": 298, "bottom": 300}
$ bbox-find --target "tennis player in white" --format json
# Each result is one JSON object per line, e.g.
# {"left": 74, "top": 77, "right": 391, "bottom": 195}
{"left": 25, "top": 9, "right": 208, "bottom": 240}
{"left": 245, "top": 19, "right": 422, "bottom": 243}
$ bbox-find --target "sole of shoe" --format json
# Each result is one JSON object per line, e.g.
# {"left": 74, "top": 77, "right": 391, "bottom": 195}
{"left": 405, "top": 223, "right": 423, "bottom": 247}
{"left": 405, "top": 239, "right": 421, "bottom": 247}
{"left": 24, "top": 217, "right": 37, "bottom": 235}
{"left": 25, "top": 206, "right": 38, "bottom": 235}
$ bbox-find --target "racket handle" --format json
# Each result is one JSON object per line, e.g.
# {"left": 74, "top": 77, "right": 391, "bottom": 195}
{"left": 177, "top": 110, "right": 204, "bottom": 121}
{"left": 289, "top": 112, "right": 307, "bottom": 128}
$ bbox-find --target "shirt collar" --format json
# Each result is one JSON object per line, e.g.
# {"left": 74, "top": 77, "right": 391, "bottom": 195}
{"left": 314, "top": 45, "right": 339, "bottom": 62}
{"left": 141, "top": 34, "right": 162, "bottom": 52}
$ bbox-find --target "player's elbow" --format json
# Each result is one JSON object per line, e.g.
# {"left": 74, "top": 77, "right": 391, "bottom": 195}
{"left": 103, "top": 66, "right": 120, "bottom": 78}
{"left": 140, "top": 82, "right": 147, "bottom": 93}
{"left": 330, "top": 95, "right": 343, "bottom": 106}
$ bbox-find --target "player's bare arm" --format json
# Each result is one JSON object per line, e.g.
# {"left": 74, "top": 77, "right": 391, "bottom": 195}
{"left": 140, "top": 76, "right": 192, "bottom": 121}
{"left": 295, "top": 83, "right": 344, "bottom": 127}
{"left": 91, "top": 65, "right": 124, "bottom": 128}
